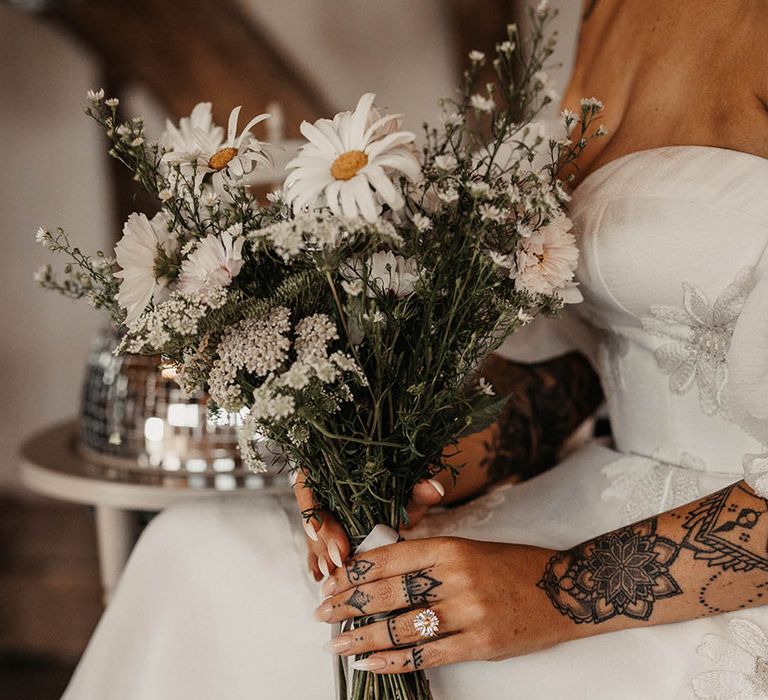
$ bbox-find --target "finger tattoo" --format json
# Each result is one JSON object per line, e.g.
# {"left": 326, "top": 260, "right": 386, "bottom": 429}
{"left": 346, "top": 587, "right": 372, "bottom": 614}
{"left": 412, "top": 646, "right": 425, "bottom": 670}
{"left": 345, "top": 558, "right": 374, "bottom": 584}
{"left": 386, "top": 616, "right": 407, "bottom": 648}
{"left": 402, "top": 569, "right": 442, "bottom": 605}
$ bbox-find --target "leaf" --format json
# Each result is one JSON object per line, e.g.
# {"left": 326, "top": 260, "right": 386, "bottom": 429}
{"left": 458, "top": 394, "right": 508, "bottom": 438}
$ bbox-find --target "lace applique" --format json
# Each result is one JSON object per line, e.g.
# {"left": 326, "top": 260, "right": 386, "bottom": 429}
{"left": 601, "top": 453, "right": 700, "bottom": 526}
{"left": 744, "top": 453, "right": 768, "bottom": 499}
{"left": 691, "top": 618, "right": 768, "bottom": 699}
{"left": 409, "top": 480, "right": 514, "bottom": 538}
{"left": 641, "top": 268, "right": 755, "bottom": 417}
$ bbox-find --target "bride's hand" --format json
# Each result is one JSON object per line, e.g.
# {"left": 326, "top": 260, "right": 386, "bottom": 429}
{"left": 314, "top": 537, "right": 568, "bottom": 672}
{"left": 294, "top": 472, "right": 446, "bottom": 581}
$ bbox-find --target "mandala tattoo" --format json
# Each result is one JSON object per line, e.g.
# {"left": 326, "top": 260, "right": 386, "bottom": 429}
{"left": 345, "top": 558, "right": 374, "bottom": 583}
{"left": 403, "top": 569, "right": 442, "bottom": 606}
{"left": 479, "top": 352, "right": 603, "bottom": 484}
{"left": 538, "top": 519, "right": 682, "bottom": 623}
{"left": 682, "top": 483, "right": 768, "bottom": 573}
{"left": 345, "top": 587, "right": 372, "bottom": 614}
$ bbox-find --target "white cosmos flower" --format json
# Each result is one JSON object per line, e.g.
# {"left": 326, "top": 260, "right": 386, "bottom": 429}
{"left": 179, "top": 224, "right": 244, "bottom": 297}
{"left": 513, "top": 212, "right": 581, "bottom": 302}
{"left": 345, "top": 251, "right": 420, "bottom": 298}
{"left": 115, "top": 212, "right": 176, "bottom": 325}
{"left": 284, "top": 93, "right": 421, "bottom": 223}
{"left": 161, "top": 102, "right": 224, "bottom": 163}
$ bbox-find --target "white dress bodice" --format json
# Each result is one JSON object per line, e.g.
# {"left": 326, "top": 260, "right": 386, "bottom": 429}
{"left": 571, "top": 146, "right": 768, "bottom": 479}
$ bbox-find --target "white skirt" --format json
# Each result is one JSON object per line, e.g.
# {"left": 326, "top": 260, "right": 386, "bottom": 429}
{"left": 63, "top": 442, "right": 758, "bottom": 700}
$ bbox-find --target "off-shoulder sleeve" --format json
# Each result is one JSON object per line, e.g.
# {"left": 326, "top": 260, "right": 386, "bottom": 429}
{"left": 728, "top": 256, "right": 768, "bottom": 496}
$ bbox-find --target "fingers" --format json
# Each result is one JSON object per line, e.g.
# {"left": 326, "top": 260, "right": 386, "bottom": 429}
{"left": 324, "top": 604, "right": 457, "bottom": 656}
{"left": 322, "top": 537, "right": 452, "bottom": 597}
{"left": 402, "top": 479, "right": 445, "bottom": 530}
{"left": 315, "top": 568, "right": 444, "bottom": 624}
{"left": 350, "top": 634, "right": 469, "bottom": 674}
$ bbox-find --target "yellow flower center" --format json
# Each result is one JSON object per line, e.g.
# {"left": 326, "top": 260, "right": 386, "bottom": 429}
{"left": 331, "top": 150, "right": 368, "bottom": 180}
{"left": 208, "top": 147, "right": 238, "bottom": 171}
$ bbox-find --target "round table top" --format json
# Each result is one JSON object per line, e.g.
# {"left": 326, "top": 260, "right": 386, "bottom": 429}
{"left": 19, "top": 420, "right": 293, "bottom": 510}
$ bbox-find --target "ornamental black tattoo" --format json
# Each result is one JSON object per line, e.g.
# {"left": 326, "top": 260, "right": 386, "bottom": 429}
{"left": 402, "top": 569, "right": 442, "bottom": 606}
{"left": 346, "top": 558, "right": 374, "bottom": 583}
{"left": 479, "top": 352, "right": 603, "bottom": 485}
{"left": 682, "top": 483, "right": 768, "bottom": 573}
{"left": 538, "top": 519, "right": 682, "bottom": 623}
{"left": 386, "top": 616, "right": 407, "bottom": 648}
{"left": 411, "top": 646, "right": 425, "bottom": 670}
{"left": 345, "top": 587, "right": 372, "bottom": 614}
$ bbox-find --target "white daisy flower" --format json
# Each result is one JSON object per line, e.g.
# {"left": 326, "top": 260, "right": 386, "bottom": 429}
{"left": 35, "top": 227, "right": 50, "bottom": 247}
{"left": 179, "top": 224, "right": 244, "bottom": 297}
{"left": 412, "top": 213, "right": 432, "bottom": 232}
{"left": 479, "top": 203, "right": 505, "bottom": 223}
{"left": 512, "top": 213, "right": 580, "bottom": 302}
{"left": 498, "top": 40, "right": 515, "bottom": 53}
{"left": 114, "top": 212, "right": 176, "bottom": 325}
{"left": 438, "top": 187, "right": 459, "bottom": 204}
{"left": 161, "top": 102, "right": 224, "bottom": 163}
{"left": 468, "top": 50, "right": 485, "bottom": 63}
{"left": 284, "top": 93, "right": 421, "bottom": 223}
{"left": 86, "top": 88, "right": 104, "bottom": 103}
{"left": 196, "top": 106, "right": 273, "bottom": 195}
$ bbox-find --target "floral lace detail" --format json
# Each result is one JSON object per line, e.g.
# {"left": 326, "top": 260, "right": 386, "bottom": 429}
{"left": 409, "top": 480, "right": 514, "bottom": 538}
{"left": 601, "top": 453, "right": 700, "bottom": 526}
{"left": 691, "top": 618, "right": 768, "bottom": 699}
{"left": 641, "top": 268, "right": 755, "bottom": 417}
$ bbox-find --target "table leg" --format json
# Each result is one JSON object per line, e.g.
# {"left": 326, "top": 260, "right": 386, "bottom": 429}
{"left": 94, "top": 506, "right": 135, "bottom": 604}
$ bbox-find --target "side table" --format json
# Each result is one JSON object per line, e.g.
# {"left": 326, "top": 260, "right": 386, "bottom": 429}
{"left": 19, "top": 419, "right": 292, "bottom": 603}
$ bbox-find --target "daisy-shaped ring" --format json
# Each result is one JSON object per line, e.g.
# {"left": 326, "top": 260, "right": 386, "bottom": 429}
{"left": 413, "top": 608, "right": 440, "bottom": 638}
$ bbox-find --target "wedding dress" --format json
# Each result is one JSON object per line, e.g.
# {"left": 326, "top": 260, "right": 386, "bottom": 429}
{"left": 63, "top": 146, "right": 768, "bottom": 700}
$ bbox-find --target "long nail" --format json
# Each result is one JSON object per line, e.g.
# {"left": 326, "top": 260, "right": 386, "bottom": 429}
{"left": 322, "top": 576, "right": 337, "bottom": 596}
{"left": 323, "top": 635, "right": 352, "bottom": 654}
{"left": 314, "top": 603, "right": 332, "bottom": 622}
{"left": 318, "top": 555, "right": 330, "bottom": 579}
{"left": 427, "top": 478, "right": 445, "bottom": 497}
{"left": 351, "top": 657, "right": 387, "bottom": 671}
{"left": 327, "top": 540, "right": 343, "bottom": 568}
{"left": 303, "top": 520, "right": 319, "bottom": 542}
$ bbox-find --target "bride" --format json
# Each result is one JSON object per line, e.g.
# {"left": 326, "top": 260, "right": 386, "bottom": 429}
{"left": 64, "top": 1, "right": 768, "bottom": 698}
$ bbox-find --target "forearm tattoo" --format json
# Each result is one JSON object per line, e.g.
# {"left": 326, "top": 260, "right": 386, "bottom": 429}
{"left": 538, "top": 518, "right": 682, "bottom": 623}
{"left": 480, "top": 352, "right": 603, "bottom": 484}
{"left": 540, "top": 482, "right": 768, "bottom": 625}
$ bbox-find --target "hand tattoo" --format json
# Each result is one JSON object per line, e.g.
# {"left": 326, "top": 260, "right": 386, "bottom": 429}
{"left": 346, "top": 558, "right": 374, "bottom": 584}
{"left": 479, "top": 352, "right": 603, "bottom": 484}
{"left": 538, "top": 518, "right": 682, "bottom": 624}
{"left": 403, "top": 569, "right": 442, "bottom": 606}
{"left": 346, "top": 587, "right": 372, "bottom": 614}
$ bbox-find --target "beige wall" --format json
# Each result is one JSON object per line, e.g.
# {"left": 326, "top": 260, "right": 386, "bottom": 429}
{"left": 0, "top": 1, "right": 579, "bottom": 490}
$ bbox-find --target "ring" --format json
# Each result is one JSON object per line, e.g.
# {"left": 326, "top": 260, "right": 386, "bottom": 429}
{"left": 413, "top": 608, "right": 440, "bottom": 638}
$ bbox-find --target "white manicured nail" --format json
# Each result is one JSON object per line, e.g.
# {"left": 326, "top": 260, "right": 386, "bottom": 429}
{"left": 318, "top": 555, "right": 330, "bottom": 579}
{"left": 351, "top": 657, "right": 387, "bottom": 671}
{"left": 327, "top": 540, "right": 343, "bottom": 568}
{"left": 427, "top": 479, "right": 445, "bottom": 497}
{"left": 303, "top": 520, "right": 319, "bottom": 542}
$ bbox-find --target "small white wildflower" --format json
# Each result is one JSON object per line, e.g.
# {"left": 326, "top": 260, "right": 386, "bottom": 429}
{"left": 479, "top": 203, "right": 505, "bottom": 223}
{"left": 105, "top": 98, "right": 120, "bottom": 108}
{"left": 580, "top": 97, "right": 603, "bottom": 112}
{"left": 412, "top": 213, "right": 432, "bottom": 232}
{"left": 438, "top": 187, "right": 459, "bottom": 204}
{"left": 470, "top": 94, "right": 495, "bottom": 113}
{"left": 498, "top": 40, "right": 515, "bottom": 53}
{"left": 33, "top": 264, "right": 50, "bottom": 284}
{"left": 488, "top": 250, "right": 514, "bottom": 268}
{"left": 131, "top": 137, "right": 145, "bottom": 147}
{"left": 278, "top": 362, "right": 311, "bottom": 390}
{"left": 596, "top": 124, "right": 608, "bottom": 136}
{"left": 180, "top": 239, "right": 197, "bottom": 256}
{"left": 441, "top": 112, "right": 463, "bottom": 127}
{"left": 517, "top": 223, "right": 533, "bottom": 238}
{"left": 469, "top": 50, "right": 485, "bottom": 63}
{"left": 536, "top": 0, "right": 549, "bottom": 16}
{"left": 200, "top": 189, "right": 220, "bottom": 207}
{"left": 363, "top": 310, "right": 386, "bottom": 324}
{"left": 469, "top": 181, "right": 491, "bottom": 198}
{"left": 341, "top": 279, "right": 364, "bottom": 297}
{"left": 266, "top": 189, "right": 282, "bottom": 203}
{"left": 86, "top": 89, "right": 104, "bottom": 103}
{"left": 479, "top": 378, "right": 495, "bottom": 396}
{"left": 35, "top": 227, "right": 50, "bottom": 247}
{"left": 158, "top": 188, "right": 173, "bottom": 202}
{"left": 295, "top": 314, "right": 339, "bottom": 360}
{"left": 433, "top": 154, "right": 457, "bottom": 171}
{"left": 117, "top": 124, "right": 131, "bottom": 137}
{"left": 517, "top": 308, "right": 534, "bottom": 325}
{"left": 506, "top": 183, "right": 521, "bottom": 204}
{"left": 561, "top": 109, "right": 579, "bottom": 135}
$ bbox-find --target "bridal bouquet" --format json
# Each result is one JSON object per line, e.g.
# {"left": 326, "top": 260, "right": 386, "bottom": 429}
{"left": 37, "top": 5, "right": 602, "bottom": 698}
